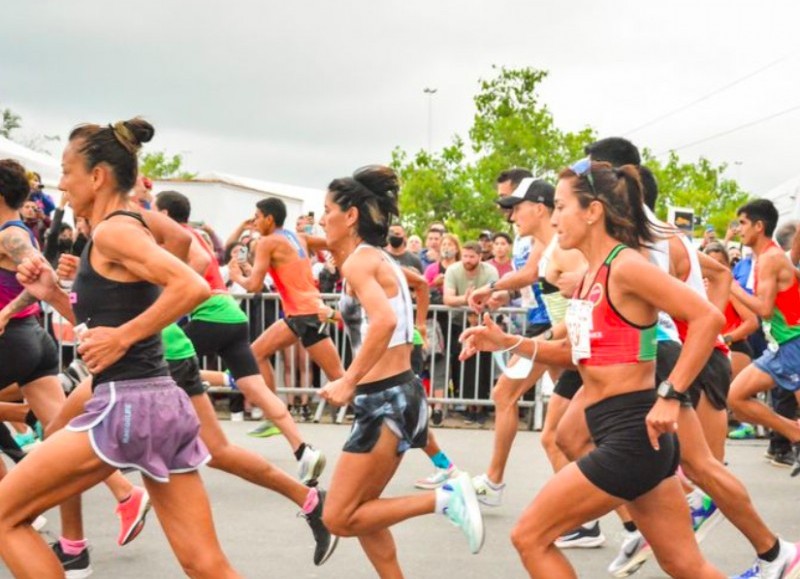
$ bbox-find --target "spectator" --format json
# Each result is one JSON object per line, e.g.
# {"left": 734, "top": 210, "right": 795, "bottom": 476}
{"left": 443, "top": 240, "right": 499, "bottom": 423}
{"left": 385, "top": 223, "right": 423, "bottom": 273}
{"left": 700, "top": 225, "right": 717, "bottom": 250}
{"left": 478, "top": 230, "right": 494, "bottom": 261}
{"left": 419, "top": 223, "right": 445, "bottom": 270}
{"left": 131, "top": 174, "right": 154, "bottom": 209}
{"left": 26, "top": 171, "right": 55, "bottom": 217}
{"left": 19, "top": 197, "right": 50, "bottom": 246}
{"left": 407, "top": 234, "right": 422, "bottom": 256}
{"left": 425, "top": 233, "right": 460, "bottom": 305}
{"left": 72, "top": 216, "right": 90, "bottom": 256}
{"left": 489, "top": 232, "right": 514, "bottom": 278}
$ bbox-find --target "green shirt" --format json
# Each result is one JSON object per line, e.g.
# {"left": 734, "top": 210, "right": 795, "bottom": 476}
{"left": 191, "top": 293, "right": 248, "bottom": 324}
{"left": 161, "top": 323, "right": 196, "bottom": 361}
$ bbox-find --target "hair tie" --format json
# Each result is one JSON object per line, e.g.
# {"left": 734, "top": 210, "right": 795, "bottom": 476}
{"left": 110, "top": 122, "right": 138, "bottom": 154}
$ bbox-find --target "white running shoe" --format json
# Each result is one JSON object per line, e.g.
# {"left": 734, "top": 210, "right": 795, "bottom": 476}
{"left": 298, "top": 445, "right": 326, "bottom": 486}
{"left": 442, "top": 472, "right": 485, "bottom": 554}
{"left": 555, "top": 521, "right": 606, "bottom": 549}
{"left": 607, "top": 530, "right": 651, "bottom": 577}
{"left": 761, "top": 540, "right": 800, "bottom": 579}
{"left": 32, "top": 515, "right": 47, "bottom": 532}
{"left": 415, "top": 465, "right": 459, "bottom": 490}
{"left": 471, "top": 473, "right": 505, "bottom": 507}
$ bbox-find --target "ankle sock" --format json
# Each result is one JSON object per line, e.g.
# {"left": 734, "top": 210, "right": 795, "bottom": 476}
{"left": 623, "top": 521, "right": 638, "bottom": 533}
{"left": 431, "top": 451, "right": 452, "bottom": 470}
{"left": 294, "top": 443, "right": 307, "bottom": 461}
{"left": 59, "top": 537, "right": 88, "bottom": 556}
{"left": 434, "top": 486, "right": 451, "bottom": 515}
{"left": 758, "top": 539, "right": 781, "bottom": 562}
{"left": 302, "top": 487, "right": 320, "bottom": 514}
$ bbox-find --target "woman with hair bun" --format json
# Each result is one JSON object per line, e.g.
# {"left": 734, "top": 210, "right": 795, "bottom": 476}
{"left": 0, "top": 118, "right": 241, "bottom": 578}
{"left": 319, "top": 165, "right": 484, "bottom": 577}
{"left": 460, "top": 161, "right": 726, "bottom": 578}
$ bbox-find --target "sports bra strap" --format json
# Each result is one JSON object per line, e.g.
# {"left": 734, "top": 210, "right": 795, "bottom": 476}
{"left": 604, "top": 244, "right": 628, "bottom": 265}
{"left": 103, "top": 210, "right": 149, "bottom": 229}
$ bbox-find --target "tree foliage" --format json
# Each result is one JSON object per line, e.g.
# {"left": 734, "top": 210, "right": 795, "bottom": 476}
{"left": 392, "top": 66, "right": 749, "bottom": 241}
{"left": 0, "top": 108, "right": 21, "bottom": 139}
{"left": 140, "top": 151, "right": 196, "bottom": 180}
{"left": 643, "top": 150, "right": 750, "bottom": 237}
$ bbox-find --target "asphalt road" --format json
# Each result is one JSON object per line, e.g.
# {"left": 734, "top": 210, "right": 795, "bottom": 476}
{"left": 2, "top": 422, "right": 797, "bottom": 578}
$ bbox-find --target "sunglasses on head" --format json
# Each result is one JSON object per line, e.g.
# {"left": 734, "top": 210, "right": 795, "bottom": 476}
{"left": 570, "top": 157, "right": 597, "bottom": 197}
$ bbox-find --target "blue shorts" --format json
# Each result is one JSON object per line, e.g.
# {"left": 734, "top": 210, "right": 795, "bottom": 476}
{"left": 754, "top": 337, "right": 800, "bottom": 392}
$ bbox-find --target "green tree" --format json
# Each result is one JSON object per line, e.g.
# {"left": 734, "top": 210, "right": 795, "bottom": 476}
{"left": 392, "top": 66, "right": 750, "bottom": 241}
{"left": 1, "top": 108, "right": 22, "bottom": 139}
{"left": 643, "top": 150, "right": 750, "bottom": 236}
{"left": 140, "top": 151, "right": 196, "bottom": 180}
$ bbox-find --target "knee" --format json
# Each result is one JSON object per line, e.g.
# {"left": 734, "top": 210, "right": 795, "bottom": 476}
{"left": 322, "top": 508, "right": 357, "bottom": 538}
{"left": 540, "top": 426, "right": 557, "bottom": 455}
{"left": 491, "top": 384, "right": 514, "bottom": 410}
{"left": 510, "top": 519, "right": 543, "bottom": 557}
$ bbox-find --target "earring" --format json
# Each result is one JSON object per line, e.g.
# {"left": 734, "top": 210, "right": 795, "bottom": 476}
{"left": 587, "top": 220, "right": 594, "bottom": 225}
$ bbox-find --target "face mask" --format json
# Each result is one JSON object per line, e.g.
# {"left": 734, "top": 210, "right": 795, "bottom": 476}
{"left": 57, "top": 239, "right": 73, "bottom": 253}
{"left": 388, "top": 235, "right": 404, "bottom": 249}
{"left": 492, "top": 351, "right": 534, "bottom": 379}
{"left": 441, "top": 249, "right": 455, "bottom": 260}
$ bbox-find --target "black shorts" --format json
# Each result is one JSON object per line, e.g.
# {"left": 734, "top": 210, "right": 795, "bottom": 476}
{"left": 182, "top": 320, "right": 260, "bottom": 380}
{"left": 731, "top": 339, "right": 753, "bottom": 358}
{"left": 168, "top": 357, "right": 206, "bottom": 397}
{"left": 577, "top": 389, "right": 680, "bottom": 501}
{"left": 0, "top": 317, "right": 59, "bottom": 389}
{"left": 553, "top": 369, "right": 583, "bottom": 400}
{"left": 656, "top": 341, "right": 731, "bottom": 410}
{"left": 343, "top": 370, "right": 428, "bottom": 455}
{"left": 525, "top": 323, "right": 552, "bottom": 338}
{"left": 285, "top": 315, "right": 329, "bottom": 348}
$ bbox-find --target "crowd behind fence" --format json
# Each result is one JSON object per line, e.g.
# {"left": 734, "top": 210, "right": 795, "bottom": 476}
{"left": 43, "top": 293, "right": 547, "bottom": 429}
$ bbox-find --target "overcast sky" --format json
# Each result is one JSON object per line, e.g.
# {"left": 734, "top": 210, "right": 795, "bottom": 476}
{"left": 2, "top": 0, "right": 799, "bottom": 197}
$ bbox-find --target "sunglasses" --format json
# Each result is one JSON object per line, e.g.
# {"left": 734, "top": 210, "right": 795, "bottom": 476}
{"left": 570, "top": 157, "right": 597, "bottom": 197}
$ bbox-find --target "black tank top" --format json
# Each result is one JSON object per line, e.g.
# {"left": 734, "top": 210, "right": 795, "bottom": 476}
{"left": 71, "top": 211, "right": 168, "bottom": 386}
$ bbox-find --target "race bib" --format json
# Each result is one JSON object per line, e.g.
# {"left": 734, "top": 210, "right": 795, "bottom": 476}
{"left": 566, "top": 298, "right": 594, "bottom": 364}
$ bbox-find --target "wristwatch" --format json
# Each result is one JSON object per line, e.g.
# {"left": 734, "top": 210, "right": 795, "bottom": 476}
{"left": 723, "top": 334, "right": 733, "bottom": 346}
{"left": 489, "top": 281, "right": 497, "bottom": 292}
{"left": 656, "top": 380, "right": 690, "bottom": 405}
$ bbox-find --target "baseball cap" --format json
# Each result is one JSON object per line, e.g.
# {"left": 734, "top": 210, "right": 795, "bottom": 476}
{"left": 478, "top": 230, "right": 492, "bottom": 240}
{"left": 496, "top": 178, "right": 555, "bottom": 209}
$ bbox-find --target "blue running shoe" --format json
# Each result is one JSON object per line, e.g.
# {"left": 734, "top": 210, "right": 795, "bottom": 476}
{"left": 690, "top": 494, "right": 723, "bottom": 543}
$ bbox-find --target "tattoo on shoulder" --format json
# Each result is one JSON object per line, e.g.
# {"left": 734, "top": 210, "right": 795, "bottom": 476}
{"left": 0, "top": 229, "right": 36, "bottom": 265}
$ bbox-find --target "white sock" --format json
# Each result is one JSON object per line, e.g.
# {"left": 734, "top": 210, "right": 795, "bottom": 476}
{"left": 434, "top": 486, "right": 451, "bottom": 515}
{"left": 686, "top": 488, "right": 706, "bottom": 510}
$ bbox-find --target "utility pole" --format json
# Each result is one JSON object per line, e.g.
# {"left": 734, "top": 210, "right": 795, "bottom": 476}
{"left": 423, "top": 87, "right": 437, "bottom": 151}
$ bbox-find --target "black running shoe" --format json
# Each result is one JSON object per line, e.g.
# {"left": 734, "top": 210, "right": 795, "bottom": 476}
{"left": 301, "top": 489, "right": 339, "bottom": 566}
{"left": 51, "top": 541, "right": 93, "bottom": 578}
{"left": 431, "top": 409, "right": 443, "bottom": 426}
{"left": 791, "top": 442, "right": 800, "bottom": 477}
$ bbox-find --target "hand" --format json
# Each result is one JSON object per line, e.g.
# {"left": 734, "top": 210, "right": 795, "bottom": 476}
{"left": 416, "top": 323, "right": 429, "bottom": 350}
{"left": 433, "top": 274, "right": 444, "bottom": 287}
{"left": 77, "top": 327, "right": 131, "bottom": 375}
{"left": 468, "top": 285, "right": 492, "bottom": 312}
{"left": 458, "top": 313, "right": 514, "bottom": 360}
{"left": 57, "top": 254, "right": 80, "bottom": 281}
{"left": 0, "top": 310, "right": 10, "bottom": 337}
{"left": 228, "top": 258, "right": 242, "bottom": 279}
{"left": 16, "top": 256, "right": 60, "bottom": 302}
{"left": 318, "top": 304, "right": 334, "bottom": 323}
{"left": 486, "top": 291, "right": 509, "bottom": 310}
{"left": 319, "top": 377, "right": 357, "bottom": 407}
{"left": 645, "top": 397, "right": 681, "bottom": 450}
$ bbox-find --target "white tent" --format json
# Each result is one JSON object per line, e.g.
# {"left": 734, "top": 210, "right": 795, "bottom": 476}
{"left": 153, "top": 172, "right": 325, "bottom": 241}
{"left": 0, "top": 136, "right": 61, "bottom": 192}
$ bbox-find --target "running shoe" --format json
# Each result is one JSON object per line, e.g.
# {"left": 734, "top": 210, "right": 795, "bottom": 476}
{"left": 415, "top": 465, "right": 459, "bottom": 490}
{"left": 431, "top": 409, "right": 443, "bottom": 426}
{"left": 607, "top": 530, "right": 651, "bottom": 577}
{"left": 555, "top": 521, "right": 606, "bottom": 549}
{"left": 791, "top": 443, "right": 800, "bottom": 477}
{"left": 728, "top": 423, "right": 756, "bottom": 440}
{"left": 51, "top": 542, "right": 92, "bottom": 579}
{"left": 733, "top": 540, "right": 800, "bottom": 579}
{"left": 115, "top": 486, "right": 151, "bottom": 546}
{"left": 300, "top": 489, "right": 338, "bottom": 566}
{"left": 250, "top": 407, "right": 264, "bottom": 421}
{"left": 12, "top": 427, "right": 37, "bottom": 449}
{"left": 690, "top": 493, "right": 723, "bottom": 543}
{"left": 301, "top": 405, "right": 312, "bottom": 423}
{"left": 472, "top": 473, "right": 505, "bottom": 507}
{"left": 298, "top": 445, "right": 326, "bottom": 486}
{"left": 230, "top": 411, "right": 245, "bottom": 422}
{"left": 442, "top": 472, "right": 485, "bottom": 554}
{"left": 772, "top": 450, "right": 794, "bottom": 468}
{"left": 247, "top": 420, "right": 282, "bottom": 438}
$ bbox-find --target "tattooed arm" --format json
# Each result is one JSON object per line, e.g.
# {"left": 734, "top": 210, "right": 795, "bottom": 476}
{"left": 0, "top": 228, "right": 41, "bottom": 323}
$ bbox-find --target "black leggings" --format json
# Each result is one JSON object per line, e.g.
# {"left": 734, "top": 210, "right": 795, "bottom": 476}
{"left": 182, "top": 320, "right": 260, "bottom": 380}
{"left": 0, "top": 317, "right": 59, "bottom": 389}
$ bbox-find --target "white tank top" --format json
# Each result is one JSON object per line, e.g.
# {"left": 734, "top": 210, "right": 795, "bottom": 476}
{"left": 538, "top": 236, "right": 569, "bottom": 324}
{"left": 644, "top": 206, "right": 680, "bottom": 343}
{"left": 339, "top": 244, "right": 414, "bottom": 354}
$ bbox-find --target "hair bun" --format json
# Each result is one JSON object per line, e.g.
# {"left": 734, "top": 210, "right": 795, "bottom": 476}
{"left": 352, "top": 164, "right": 400, "bottom": 199}
{"left": 112, "top": 117, "right": 154, "bottom": 153}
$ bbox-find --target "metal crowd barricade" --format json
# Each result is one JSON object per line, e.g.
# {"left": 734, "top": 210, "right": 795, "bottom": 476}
{"left": 42, "top": 293, "right": 548, "bottom": 430}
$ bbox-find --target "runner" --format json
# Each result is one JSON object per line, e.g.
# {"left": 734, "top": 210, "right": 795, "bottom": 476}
{"left": 0, "top": 118, "right": 241, "bottom": 578}
{"left": 318, "top": 165, "right": 484, "bottom": 576}
{"left": 155, "top": 191, "right": 325, "bottom": 484}
{"left": 460, "top": 160, "right": 726, "bottom": 578}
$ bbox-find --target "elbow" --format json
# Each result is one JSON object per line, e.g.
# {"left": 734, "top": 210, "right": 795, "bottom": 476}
{"left": 709, "top": 308, "right": 726, "bottom": 335}
{"left": 188, "top": 279, "right": 212, "bottom": 309}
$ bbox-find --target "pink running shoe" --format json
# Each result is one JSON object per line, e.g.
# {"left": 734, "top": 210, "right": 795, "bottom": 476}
{"left": 116, "top": 486, "right": 151, "bottom": 546}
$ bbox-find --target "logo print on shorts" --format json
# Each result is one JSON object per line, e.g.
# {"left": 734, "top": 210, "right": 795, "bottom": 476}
{"left": 122, "top": 403, "right": 133, "bottom": 443}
